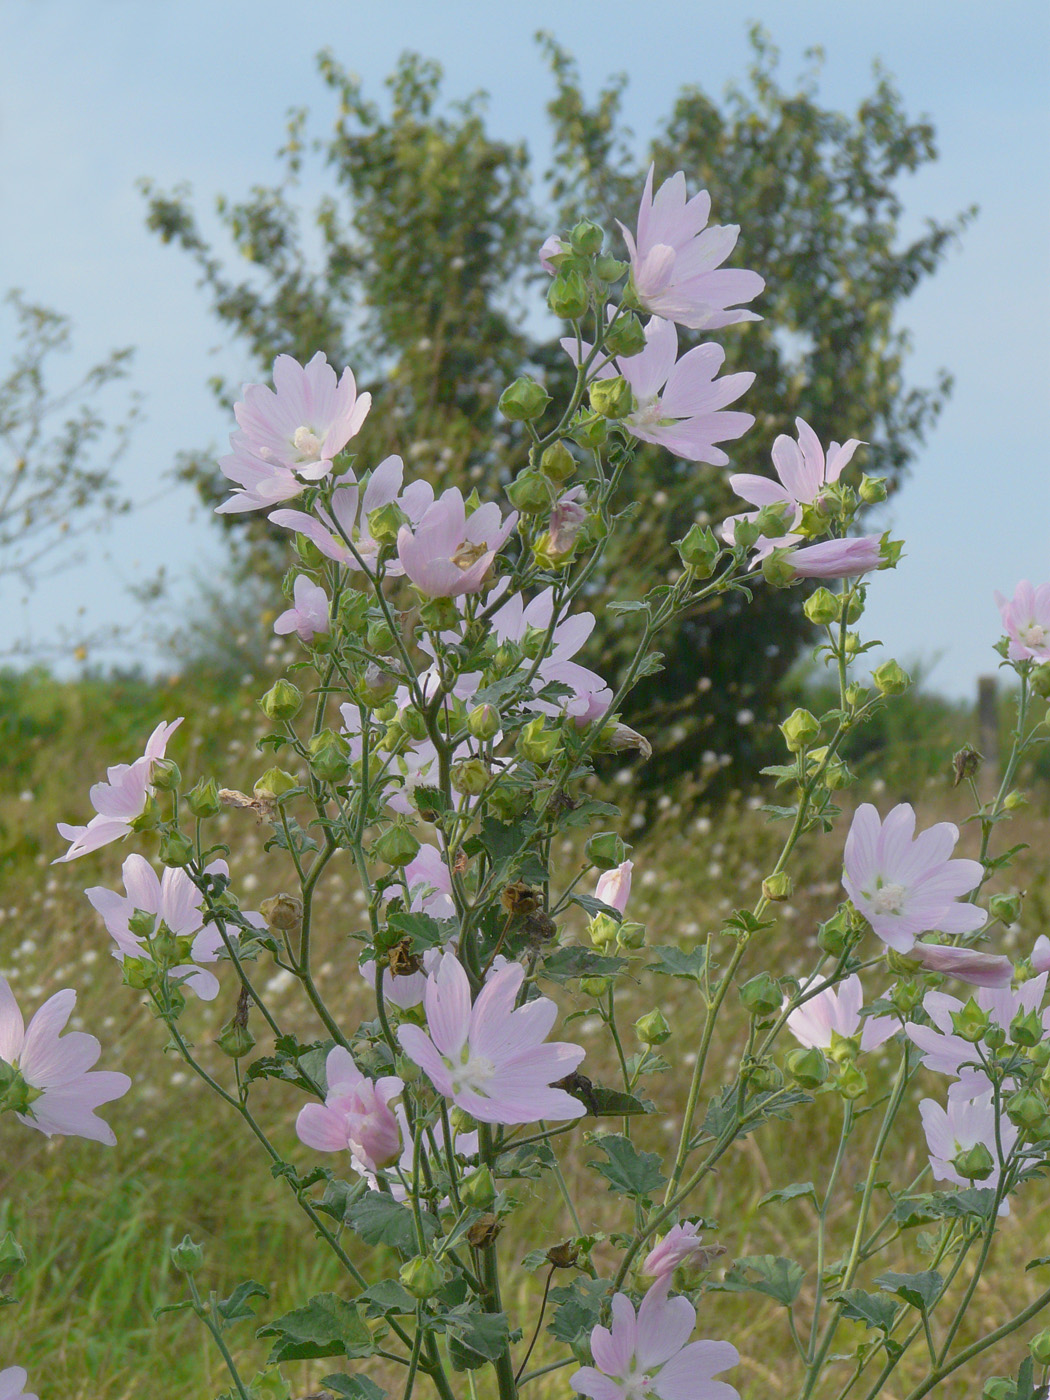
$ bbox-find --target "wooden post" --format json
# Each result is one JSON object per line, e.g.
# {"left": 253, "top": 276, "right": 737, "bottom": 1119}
{"left": 977, "top": 674, "right": 999, "bottom": 795}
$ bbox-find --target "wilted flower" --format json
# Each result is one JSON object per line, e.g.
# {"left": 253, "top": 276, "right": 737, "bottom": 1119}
{"left": 397, "top": 488, "right": 517, "bottom": 596}
{"left": 786, "top": 975, "right": 896, "bottom": 1053}
{"left": 994, "top": 581, "right": 1050, "bottom": 662}
{"left": 0, "top": 978, "right": 131, "bottom": 1144}
{"left": 620, "top": 164, "right": 764, "bottom": 330}
{"left": 397, "top": 954, "right": 585, "bottom": 1124}
{"left": 55, "top": 718, "right": 182, "bottom": 863}
{"left": 295, "top": 1047, "right": 403, "bottom": 1174}
{"left": 572, "top": 1276, "right": 740, "bottom": 1400}
{"left": 274, "top": 575, "right": 330, "bottom": 643}
{"left": 843, "top": 803, "right": 986, "bottom": 952}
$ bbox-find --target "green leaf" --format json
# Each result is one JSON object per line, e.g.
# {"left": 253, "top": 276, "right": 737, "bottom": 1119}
{"left": 216, "top": 1279, "right": 269, "bottom": 1327}
{"left": 386, "top": 909, "right": 446, "bottom": 951}
{"left": 833, "top": 1288, "right": 898, "bottom": 1333}
{"left": 892, "top": 1188, "right": 997, "bottom": 1228}
{"left": 347, "top": 1193, "right": 437, "bottom": 1252}
{"left": 647, "top": 945, "right": 706, "bottom": 983}
{"left": 699, "top": 1086, "right": 811, "bottom": 1147}
{"left": 257, "top": 1293, "right": 372, "bottom": 1362}
{"left": 585, "top": 1085, "right": 653, "bottom": 1117}
{"left": 758, "top": 1182, "right": 816, "bottom": 1208}
{"left": 547, "top": 1277, "right": 610, "bottom": 1343}
{"left": 1025, "top": 1255, "right": 1050, "bottom": 1272}
{"left": 709, "top": 1255, "right": 805, "bottom": 1308}
{"left": 321, "top": 1376, "right": 386, "bottom": 1400}
{"left": 589, "top": 1134, "right": 666, "bottom": 1198}
{"left": 606, "top": 601, "right": 650, "bottom": 615}
{"left": 360, "top": 1279, "right": 416, "bottom": 1315}
{"left": 494, "top": 1140, "right": 556, "bottom": 1179}
{"left": 444, "top": 1308, "right": 511, "bottom": 1371}
{"left": 541, "top": 945, "right": 626, "bottom": 982}
{"left": 875, "top": 1269, "right": 943, "bottom": 1312}
{"left": 634, "top": 650, "right": 664, "bottom": 680}
{"left": 555, "top": 798, "right": 621, "bottom": 830}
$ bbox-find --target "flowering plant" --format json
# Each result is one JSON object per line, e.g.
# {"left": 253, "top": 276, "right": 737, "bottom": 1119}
{"left": 6, "top": 167, "right": 1050, "bottom": 1400}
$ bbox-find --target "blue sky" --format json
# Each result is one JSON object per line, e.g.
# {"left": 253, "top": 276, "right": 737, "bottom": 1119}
{"left": 2, "top": 0, "right": 1048, "bottom": 697}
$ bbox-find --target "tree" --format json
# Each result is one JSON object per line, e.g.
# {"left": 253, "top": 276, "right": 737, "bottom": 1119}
{"left": 142, "top": 28, "right": 973, "bottom": 792}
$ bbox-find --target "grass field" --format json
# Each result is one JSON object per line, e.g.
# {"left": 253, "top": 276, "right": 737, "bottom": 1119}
{"left": 3, "top": 665, "right": 1050, "bottom": 1398}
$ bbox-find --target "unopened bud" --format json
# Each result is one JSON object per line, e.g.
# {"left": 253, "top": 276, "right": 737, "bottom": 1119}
{"left": 951, "top": 746, "right": 982, "bottom": 787}
{"left": 366, "top": 502, "right": 406, "bottom": 548}
{"left": 760, "top": 549, "right": 799, "bottom": 588}
{"left": 989, "top": 892, "right": 1022, "bottom": 925}
{"left": 753, "top": 503, "right": 794, "bottom": 540}
{"left": 585, "top": 831, "right": 628, "bottom": 871}
{"left": 260, "top": 679, "right": 303, "bottom": 722}
{"left": 254, "top": 767, "right": 299, "bottom": 802}
{"left": 451, "top": 759, "right": 489, "bottom": 796}
{"left": 374, "top": 823, "right": 421, "bottom": 869}
{"left": 150, "top": 758, "right": 181, "bottom": 792}
{"left": 676, "top": 523, "right": 721, "bottom": 577}
{"left": 308, "top": 729, "right": 351, "bottom": 784}
{"left": 858, "top": 475, "right": 887, "bottom": 505}
{"left": 569, "top": 411, "right": 607, "bottom": 450}
{"left": 739, "top": 972, "right": 782, "bottom": 1018}
{"left": 449, "top": 1106, "right": 477, "bottom": 1134}
{"left": 129, "top": 795, "right": 163, "bottom": 832}
{"left": 539, "top": 441, "right": 576, "bottom": 483}
{"left": 817, "top": 910, "right": 854, "bottom": 958}
{"left": 170, "top": 1235, "right": 204, "bottom": 1274}
{"left": 603, "top": 312, "right": 646, "bottom": 359}
{"left": 804, "top": 587, "right": 840, "bottom": 626}
{"left": 595, "top": 255, "right": 627, "bottom": 283}
{"left": 507, "top": 469, "right": 552, "bottom": 515}
{"left": 547, "top": 269, "right": 590, "bottom": 321}
{"left": 158, "top": 829, "right": 195, "bottom": 868}
{"left": 617, "top": 921, "right": 646, "bottom": 951}
{"left": 357, "top": 664, "right": 399, "bottom": 709}
{"left": 952, "top": 1141, "right": 994, "bottom": 1181}
{"left": 588, "top": 913, "right": 619, "bottom": 949}
{"left": 460, "top": 1165, "right": 496, "bottom": 1209}
{"left": 890, "top": 978, "right": 923, "bottom": 1016}
{"left": 581, "top": 976, "right": 611, "bottom": 998}
{"left": 293, "top": 532, "right": 325, "bottom": 569}
{"left": 1030, "top": 662, "right": 1050, "bottom": 699}
{"left": 366, "top": 619, "right": 396, "bottom": 655}
{"left": 588, "top": 376, "right": 633, "bottom": 420}
{"left": 872, "top": 660, "right": 910, "bottom": 696}
{"left": 634, "top": 1009, "right": 671, "bottom": 1046}
{"left": 1010, "top": 1007, "right": 1044, "bottom": 1047}
{"left": 518, "top": 716, "right": 562, "bottom": 766}
{"left": 467, "top": 703, "right": 501, "bottom": 742}
{"left": 951, "top": 997, "right": 991, "bottom": 1044}
{"left": 1004, "top": 788, "right": 1027, "bottom": 811}
{"left": 780, "top": 708, "right": 821, "bottom": 753}
{"left": 186, "top": 777, "right": 221, "bottom": 819}
{"left": 499, "top": 377, "right": 551, "bottom": 423}
{"left": 785, "top": 1046, "right": 830, "bottom": 1089}
{"left": 1030, "top": 1329, "right": 1050, "bottom": 1366}
{"left": 215, "top": 1016, "right": 256, "bottom": 1059}
{"left": 259, "top": 894, "right": 302, "bottom": 932}
{"left": 762, "top": 872, "right": 793, "bottom": 903}
{"left": 1006, "top": 1089, "right": 1049, "bottom": 1135}
{"left": 835, "top": 1061, "right": 868, "bottom": 1101}
{"left": 399, "top": 1255, "right": 446, "bottom": 1300}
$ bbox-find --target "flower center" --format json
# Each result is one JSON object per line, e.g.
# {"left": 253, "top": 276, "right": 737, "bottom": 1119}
{"left": 631, "top": 397, "right": 668, "bottom": 430}
{"left": 870, "top": 881, "right": 908, "bottom": 916}
{"left": 1020, "top": 620, "right": 1047, "bottom": 648}
{"left": 619, "top": 1364, "right": 656, "bottom": 1399}
{"left": 451, "top": 541, "right": 487, "bottom": 570}
{"left": 292, "top": 425, "right": 323, "bottom": 461}
{"left": 446, "top": 1045, "right": 495, "bottom": 1099}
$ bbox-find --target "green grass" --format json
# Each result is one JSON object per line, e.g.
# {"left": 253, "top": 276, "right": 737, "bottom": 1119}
{"left": 3, "top": 667, "right": 1050, "bottom": 1397}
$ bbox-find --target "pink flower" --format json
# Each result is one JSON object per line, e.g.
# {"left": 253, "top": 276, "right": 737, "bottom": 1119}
{"left": 782, "top": 536, "right": 884, "bottom": 579}
{"left": 642, "top": 1222, "right": 709, "bottom": 1280}
{"left": 274, "top": 575, "right": 330, "bottom": 643}
{"left": 296, "top": 1046, "right": 403, "bottom": 1173}
{"left": 85, "top": 855, "right": 257, "bottom": 1002}
{"left": 55, "top": 718, "right": 182, "bottom": 863}
{"left": 396, "top": 954, "right": 586, "bottom": 1125}
{"left": 908, "top": 978, "right": 1050, "bottom": 1100}
{"left": 362, "top": 845, "right": 457, "bottom": 1009}
{"left": 0, "top": 1369, "right": 36, "bottom": 1400}
{"left": 217, "top": 352, "right": 371, "bottom": 514}
{"left": 724, "top": 418, "right": 862, "bottom": 558}
{"left": 0, "top": 977, "right": 130, "bottom": 1144}
{"left": 1032, "top": 936, "right": 1050, "bottom": 975}
{"left": 572, "top": 1276, "right": 740, "bottom": 1400}
{"left": 620, "top": 165, "right": 764, "bottom": 331}
{"left": 397, "top": 488, "right": 518, "bottom": 597}
{"left": 539, "top": 235, "right": 569, "bottom": 273}
{"left": 786, "top": 975, "right": 896, "bottom": 1054}
{"left": 919, "top": 1094, "right": 1017, "bottom": 1207}
{"left": 843, "top": 803, "right": 986, "bottom": 953}
{"left": 595, "top": 861, "right": 633, "bottom": 916}
{"left": 546, "top": 487, "right": 588, "bottom": 558}
{"left": 565, "top": 317, "right": 754, "bottom": 465}
{"left": 489, "top": 584, "right": 612, "bottom": 721}
{"left": 994, "top": 581, "right": 1050, "bottom": 662}
{"left": 906, "top": 942, "right": 1013, "bottom": 988}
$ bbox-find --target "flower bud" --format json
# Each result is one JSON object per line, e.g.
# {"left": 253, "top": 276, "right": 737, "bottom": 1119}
{"left": 985, "top": 1023, "right": 1007, "bottom": 1050}
{"left": 731, "top": 516, "right": 763, "bottom": 552}
{"left": 748, "top": 1061, "right": 783, "bottom": 1093}
{"left": 129, "top": 795, "right": 163, "bottom": 832}
{"left": 451, "top": 759, "right": 490, "bottom": 796}
{"left": 835, "top": 1061, "right": 868, "bottom": 1101}
{"left": 603, "top": 312, "right": 646, "bottom": 359}
{"left": 150, "top": 758, "right": 181, "bottom": 792}
{"left": 1006, "top": 1089, "right": 1049, "bottom": 1136}
{"left": 872, "top": 660, "right": 910, "bottom": 696}
{"left": 569, "top": 411, "right": 608, "bottom": 449}
{"left": 595, "top": 255, "right": 627, "bottom": 283}
{"left": 215, "top": 1016, "right": 256, "bottom": 1059}
{"left": 356, "top": 664, "right": 399, "bottom": 709}
{"left": 170, "top": 1235, "right": 204, "bottom": 1274}
{"left": 952, "top": 1141, "right": 994, "bottom": 1181}
{"left": 1029, "top": 1041, "right": 1050, "bottom": 1068}
{"left": 499, "top": 377, "right": 551, "bottom": 423}
{"left": 460, "top": 1164, "right": 496, "bottom": 1209}
{"left": 518, "top": 716, "right": 562, "bottom": 766}
{"left": 739, "top": 972, "right": 782, "bottom": 1018}
{"left": 983, "top": 1381, "right": 1016, "bottom": 1400}
{"left": 260, "top": 680, "right": 303, "bottom": 722}
{"left": 547, "top": 269, "right": 590, "bottom": 320}
{"left": 581, "top": 976, "right": 611, "bottom": 998}
{"left": 785, "top": 1046, "right": 829, "bottom": 1090}
{"left": 858, "top": 475, "right": 888, "bottom": 504}
{"left": 617, "top": 921, "right": 646, "bottom": 951}
{"left": 467, "top": 703, "right": 501, "bottom": 742}
{"left": 449, "top": 1106, "right": 477, "bottom": 1134}
{"left": 950, "top": 997, "right": 991, "bottom": 1044}
{"left": 1010, "top": 1007, "right": 1044, "bottom": 1047}
{"left": 1004, "top": 788, "right": 1027, "bottom": 811}
{"left": 1030, "top": 662, "right": 1050, "bottom": 700}
{"left": 586, "top": 831, "right": 628, "bottom": 871}
{"left": 374, "top": 822, "right": 421, "bottom": 869}
{"left": 588, "top": 913, "right": 620, "bottom": 949}
{"left": 507, "top": 468, "right": 553, "bottom": 515}
{"left": 676, "top": 523, "right": 721, "bottom": 578}
{"left": 260, "top": 893, "right": 303, "bottom": 932}
{"left": 399, "top": 1255, "right": 446, "bottom": 1300}
{"left": 762, "top": 872, "right": 793, "bottom": 903}
{"left": 951, "top": 746, "right": 982, "bottom": 787}
{"left": 989, "top": 892, "right": 1022, "bottom": 925}
{"left": 488, "top": 785, "right": 531, "bottom": 823}
{"left": 760, "top": 549, "right": 799, "bottom": 588}
{"left": 827, "top": 1029, "right": 862, "bottom": 1066}
{"left": 780, "top": 708, "right": 821, "bottom": 753}
{"left": 0, "top": 1061, "right": 38, "bottom": 1116}
{"left": 890, "top": 978, "right": 923, "bottom": 1016}
{"left": 1030, "top": 1330, "right": 1050, "bottom": 1366}
{"left": 158, "top": 829, "right": 195, "bottom": 869}
{"left": 254, "top": 767, "right": 300, "bottom": 801}
{"left": 568, "top": 218, "right": 604, "bottom": 256}
{"left": 804, "top": 587, "right": 840, "bottom": 626}
{"left": 753, "top": 503, "right": 794, "bottom": 540}
{"left": 0, "top": 1232, "right": 25, "bottom": 1276}
{"left": 309, "top": 729, "right": 351, "bottom": 784}
{"left": 366, "top": 619, "right": 396, "bottom": 655}
{"left": 634, "top": 1009, "right": 671, "bottom": 1046}
{"left": 539, "top": 441, "right": 576, "bottom": 483}
{"left": 186, "top": 777, "right": 221, "bottom": 819}
{"left": 817, "top": 910, "right": 853, "bottom": 957}
{"left": 293, "top": 532, "right": 326, "bottom": 569}
{"left": 589, "top": 376, "right": 634, "bottom": 420}
{"left": 367, "top": 502, "right": 407, "bottom": 548}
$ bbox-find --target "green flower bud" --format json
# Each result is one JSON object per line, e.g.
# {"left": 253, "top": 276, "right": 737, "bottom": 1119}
{"left": 393, "top": 1053, "right": 423, "bottom": 1084}
{"left": 603, "top": 312, "right": 647, "bottom": 359}
{"left": 121, "top": 956, "right": 156, "bottom": 990}
{"left": 581, "top": 976, "right": 611, "bottom": 998}
{"left": 338, "top": 590, "right": 370, "bottom": 635}
{"left": 589, "top": 376, "right": 634, "bottom": 420}
{"left": 451, "top": 759, "right": 490, "bottom": 796}
{"left": 488, "top": 785, "right": 531, "bottom": 823}
{"left": 1030, "top": 662, "right": 1050, "bottom": 700}
{"left": 507, "top": 468, "right": 553, "bottom": 515}
{"left": 890, "top": 978, "right": 923, "bottom": 1016}
{"left": 293, "top": 532, "right": 326, "bottom": 569}
{"left": 448, "top": 1106, "right": 477, "bottom": 1134}
{"left": 127, "top": 906, "right": 157, "bottom": 940}
{"left": 0, "top": 1231, "right": 26, "bottom": 1276}
{"left": 1006, "top": 1089, "right": 1049, "bottom": 1136}
{"left": 356, "top": 664, "right": 399, "bottom": 709}
{"left": 990, "top": 892, "right": 1022, "bottom": 925}
{"left": 982, "top": 1380, "right": 1015, "bottom": 1400}
{"left": 872, "top": 660, "right": 911, "bottom": 696}
{"left": 835, "top": 1061, "right": 868, "bottom": 1101}
{"left": 569, "top": 219, "right": 604, "bottom": 256}
{"left": 254, "top": 767, "right": 300, "bottom": 801}
{"left": 780, "top": 708, "right": 821, "bottom": 753}
{"left": 1011, "top": 1007, "right": 1044, "bottom": 1047}
{"left": 397, "top": 705, "right": 428, "bottom": 742}
{"left": 739, "top": 972, "right": 782, "bottom": 1019}
{"left": 0, "top": 1059, "right": 40, "bottom": 1116}
{"left": 539, "top": 441, "right": 576, "bottom": 483}
{"left": 1004, "top": 788, "right": 1028, "bottom": 811}
{"left": 951, "top": 997, "right": 991, "bottom": 1044}
{"left": 308, "top": 729, "right": 351, "bottom": 784}
{"left": 785, "top": 1046, "right": 830, "bottom": 1089}
{"left": 215, "top": 1016, "right": 256, "bottom": 1059}
{"left": 952, "top": 1141, "right": 994, "bottom": 1181}
{"left": 804, "top": 587, "right": 840, "bottom": 626}
{"left": 467, "top": 703, "right": 501, "bottom": 742}
{"left": 418, "top": 596, "right": 462, "bottom": 632}
{"left": 499, "top": 377, "right": 551, "bottom": 423}
{"left": 460, "top": 1164, "right": 496, "bottom": 1209}
{"left": 366, "top": 502, "right": 407, "bottom": 548}
{"left": 1029, "top": 1041, "right": 1050, "bottom": 1068}
{"left": 259, "top": 894, "right": 303, "bottom": 932}
{"left": 260, "top": 680, "right": 303, "bottom": 722}
{"left": 617, "top": 921, "right": 646, "bottom": 951}
{"left": 158, "top": 829, "right": 195, "bottom": 869}
{"left": 585, "top": 832, "right": 628, "bottom": 871}
{"left": 374, "top": 822, "right": 421, "bottom": 869}
{"left": 748, "top": 1061, "right": 784, "bottom": 1093}
{"left": 150, "top": 758, "right": 181, "bottom": 792}
{"left": 588, "top": 913, "right": 620, "bottom": 949}
{"left": 753, "top": 502, "right": 794, "bottom": 540}
{"left": 859, "top": 475, "right": 888, "bottom": 504}
{"left": 568, "top": 410, "right": 608, "bottom": 450}
{"left": 762, "top": 872, "right": 793, "bottom": 903}
{"left": 760, "top": 549, "right": 799, "bottom": 588}
{"left": 985, "top": 1023, "right": 1007, "bottom": 1050}
{"left": 817, "top": 910, "right": 853, "bottom": 958}
{"left": 129, "top": 795, "right": 163, "bottom": 833}
{"left": 676, "top": 523, "right": 721, "bottom": 577}
{"left": 731, "top": 516, "right": 763, "bottom": 552}
{"left": 518, "top": 716, "right": 562, "bottom": 766}
{"left": 399, "top": 1254, "right": 446, "bottom": 1300}
{"left": 634, "top": 1009, "right": 671, "bottom": 1046}
{"left": 1030, "top": 1329, "right": 1050, "bottom": 1365}
{"left": 366, "top": 619, "right": 396, "bottom": 655}
{"left": 594, "top": 255, "right": 627, "bottom": 283}
{"left": 170, "top": 1235, "right": 204, "bottom": 1274}
{"left": 186, "top": 777, "right": 221, "bottom": 819}
{"left": 547, "top": 269, "right": 590, "bottom": 320}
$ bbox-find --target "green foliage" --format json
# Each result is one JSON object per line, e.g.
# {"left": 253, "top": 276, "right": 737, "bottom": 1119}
{"left": 141, "top": 30, "right": 972, "bottom": 790}
{"left": 256, "top": 1291, "right": 372, "bottom": 1362}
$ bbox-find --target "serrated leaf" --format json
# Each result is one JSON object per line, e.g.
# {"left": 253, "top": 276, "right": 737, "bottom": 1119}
{"left": 1026, "top": 1255, "right": 1050, "bottom": 1272}
{"left": 875, "top": 1269, "right": 943, "bottom": 1312}
{"left": 589, "top": 1134, "right": 665, "bottom": 1198}
{"left": 586, "top": 1085, "right": 652, "bottom": 1117}
{"left": 634, "top": 651, "right": 664, "bottom": 680}
{"left": 541, "top": 945, "right": 626, "bottom": 982}
{"left": 647, "top": 945, "right": 706, "bottom": 983}
{"left": 833, "top": 1288, "right": 898, "bottom": 1332}
{"left": 494, "top": 1141, "right": 556, "bottom": 1179}
{"left": 360, "top": 1280, "right": 416, "bottom": 1315}
{"left": 759, "top": 1182, "right": 816, "bottom": 1208}
{"left": 347, "top": 1193, "right": 437, "bottom": 1252}
{"left": 556, "top": 798, "right": 621, "bottom": 830}
{"left": 892, "top": 1188, "right": 997, "bottom": 1228}
{"left": 547, "top": 1277, "right": 610, "bottom": 1343}
{"left": 699, "top": 1086, "right": 811, "bottom": 1147}
{"left": 386, "top": 909, "right": 446, "bottom": 951}
{"left": 444, "top": 1309, "right": 510, "bottom": 1371}
{"left": 216, "top": 1279, "right": 269, "bottom": 1326}
{"left": 761, "top": 804, "right": 799, "bottom": 821}
{"left": 258, "top": 1293, "right": 371, "bottom": 1362}
{"left": 709, "top": 1255, "right": 804, "bottom": 1308}
{"left": 320, "top": 1377, "right": 386, "bottom": 1400}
